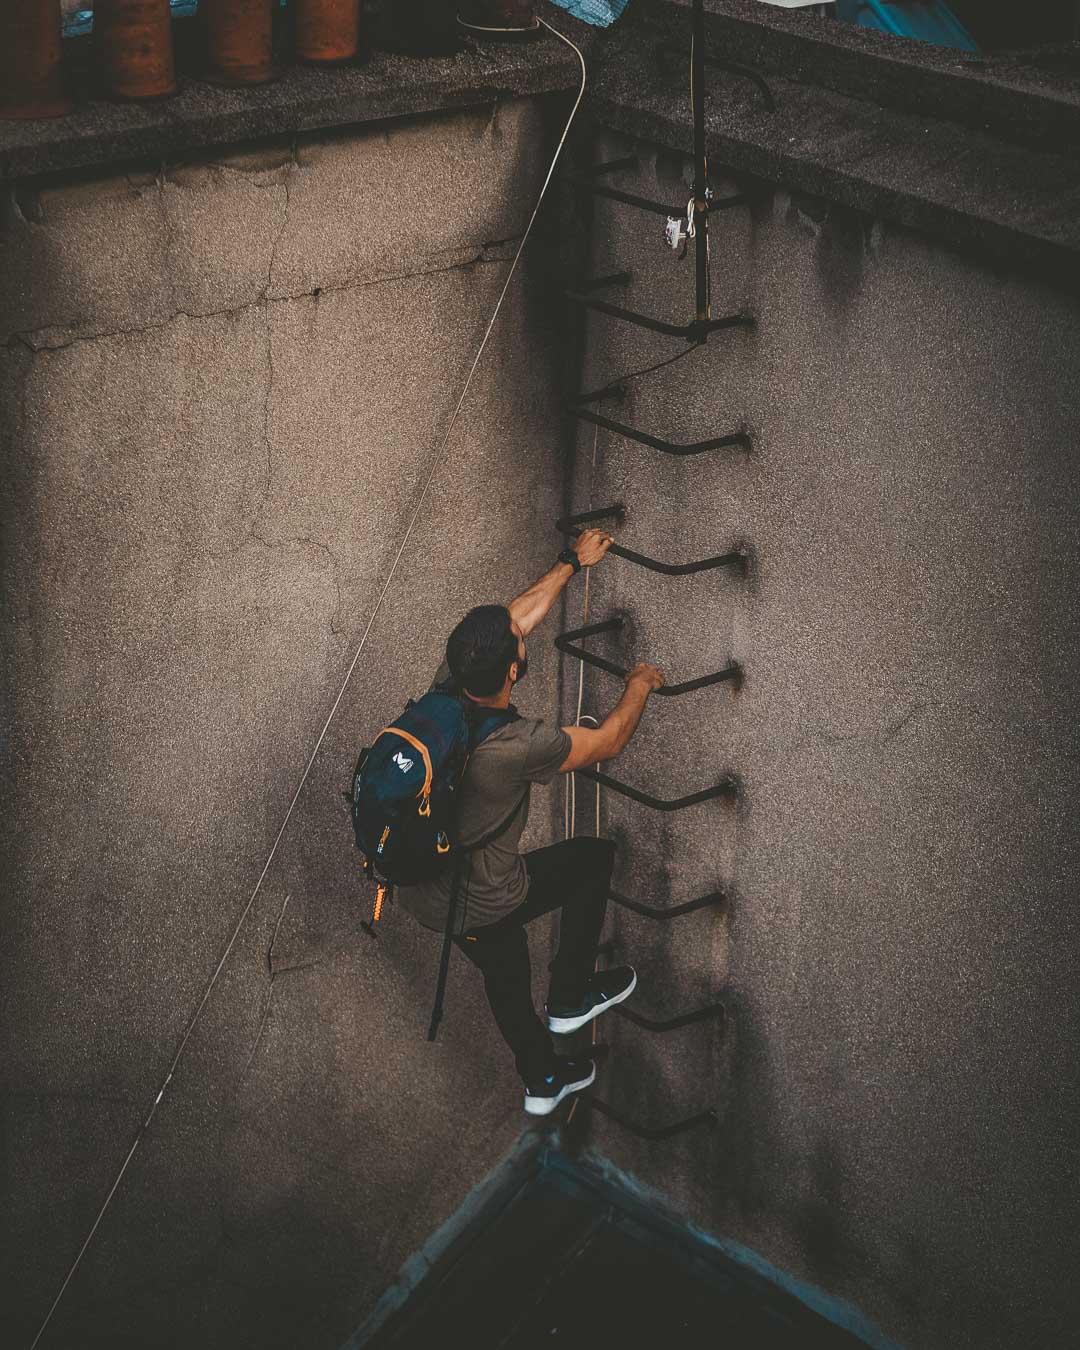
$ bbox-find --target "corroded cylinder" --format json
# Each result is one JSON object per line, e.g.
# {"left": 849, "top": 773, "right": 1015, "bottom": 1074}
{"left": 0, "top": 0, "right": 73, "bottom": 120}
{"left": 294, "top": 0, "right": 361, "bottom": 64}
{"left": 457, "top": 0, "right": 537, "bottom": 32}
{"left": 204, "top": 0, "right": 277, "bottom": 85}
{"left": 95, "top": 0, "right": 178, "bottom": 101}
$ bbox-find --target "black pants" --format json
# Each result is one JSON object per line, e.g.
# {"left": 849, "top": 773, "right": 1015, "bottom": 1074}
{"left": 454, "top": 836, "right": 615, "bottom": 1087}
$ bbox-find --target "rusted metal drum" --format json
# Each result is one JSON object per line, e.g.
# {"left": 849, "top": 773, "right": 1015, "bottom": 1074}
{"left": 0, "top": 0, "right": 74, "bottom": 120}
{"left": 95, "top": 0, "right": 178, "bottom": 100}
{"left": 294, "top": 0, "right": 362, "bottom": 63}
{"left": 457, "top": 0, "right": 538, "bottom": 35}
{"left": 204, "top": 0, "right": 278, "bottom": 85}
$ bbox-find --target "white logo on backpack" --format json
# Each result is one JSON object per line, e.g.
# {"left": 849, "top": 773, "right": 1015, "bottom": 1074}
{"left": 392, "top": 751, "right": 414, "bottom": 774}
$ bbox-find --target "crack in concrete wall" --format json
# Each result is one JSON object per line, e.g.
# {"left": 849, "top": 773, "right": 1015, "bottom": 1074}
{"left": 3, "top": 250, "right": 514, "bottom": 354}
{"left": 1, "top": 95, "right": 570, "bottom": 1349}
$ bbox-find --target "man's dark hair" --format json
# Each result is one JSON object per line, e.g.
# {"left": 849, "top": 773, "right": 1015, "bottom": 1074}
{"left": 446, "top": 605, "right": 517, "bottom": 697}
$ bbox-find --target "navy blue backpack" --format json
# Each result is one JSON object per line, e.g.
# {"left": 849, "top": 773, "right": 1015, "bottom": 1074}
{"left": 350, "top": 686, "right": 524, "bottom": 1039}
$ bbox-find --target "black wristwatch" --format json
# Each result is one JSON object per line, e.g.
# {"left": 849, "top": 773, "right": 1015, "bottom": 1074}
{"left": 558, "top": 547, "right": 582, "bottom": 575}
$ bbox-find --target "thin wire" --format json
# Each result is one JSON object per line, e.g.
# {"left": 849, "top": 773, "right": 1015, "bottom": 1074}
{"left": 27, "top": 23, "right": 588, "bottom": 1350}
{"left": 589, "top": 338, "right": 703, "bottom": 403}
{"left": 567, "top": 406, "right": 601, "bottom": 841}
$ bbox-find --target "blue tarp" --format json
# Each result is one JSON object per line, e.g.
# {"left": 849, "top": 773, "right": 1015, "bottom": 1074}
{"left": 548, "top": 0, "right": 632, "bottom": 28}
{"left": 835, "top": 1, "right": 977, "bottom": 51}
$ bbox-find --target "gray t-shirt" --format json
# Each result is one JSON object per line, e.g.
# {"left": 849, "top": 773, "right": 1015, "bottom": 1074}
{"left": 395, "top": 664, "right": 571, "bottom": 934}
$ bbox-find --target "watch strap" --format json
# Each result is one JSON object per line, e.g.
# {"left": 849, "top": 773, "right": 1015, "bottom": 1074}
{"left": 558, "top": 547, "right": 582, "bottom": 574}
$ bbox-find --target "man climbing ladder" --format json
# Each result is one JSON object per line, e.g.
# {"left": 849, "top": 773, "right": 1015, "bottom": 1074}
{"left": 396, "top": 528, "right": 665, "bottom": 1114}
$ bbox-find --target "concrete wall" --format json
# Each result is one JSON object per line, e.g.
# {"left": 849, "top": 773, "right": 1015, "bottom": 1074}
{"left": 566, "top": 127, "right": 1080, "bottom": 1350}
{"left": 6, "top": 68, "right": 1080, "bottom": 1350}
{"left": 0, "top": 98, "right": 574, "bottom": 1348}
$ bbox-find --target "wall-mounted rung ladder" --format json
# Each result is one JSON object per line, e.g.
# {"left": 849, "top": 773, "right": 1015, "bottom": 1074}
{"left": 555, "top": 0, "right": 773, "bottom": 1148}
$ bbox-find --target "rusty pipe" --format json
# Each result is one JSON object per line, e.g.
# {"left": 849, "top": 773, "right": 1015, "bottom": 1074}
{"left": 203, "top": 0, "right": 278, "bottom": 85}
{"left": 0, "top": 0, "right": 73, "bottom": 120}
{"left": 294, "top": 0, "right": 362, "bottom": 64}
{"left": 95, "top": 0, "right": 178, "bottom": 101}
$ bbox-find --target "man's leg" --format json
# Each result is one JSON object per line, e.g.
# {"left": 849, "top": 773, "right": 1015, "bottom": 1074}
{"left": 453, "top": 923, "right": 555, "bottom": 1085}
{"left": 517, "top": 836, "right": 616, "bottom": 1008}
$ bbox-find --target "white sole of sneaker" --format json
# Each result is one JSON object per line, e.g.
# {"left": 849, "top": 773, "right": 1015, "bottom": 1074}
{"left": 545, "top": 970, "right": 638, "bottom": 1035}
{"left": 523, "top": 1062, "right": 597, "bottom": 1116}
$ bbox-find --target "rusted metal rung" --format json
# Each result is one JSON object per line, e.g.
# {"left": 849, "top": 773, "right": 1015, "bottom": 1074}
{"left": 655, "top": 42, "right": 777, "bottom": 113}
{"left": 566, "top": 291, "right": 752, "bottom": 342}
{"left": 575, "top": 272, "right": 632, "bottom": 293}
{"left": 582, "top": 156, "right": 639, "bottom": 178}
{"left": 614, "top": 999, "right": 725, "bottom": 1032}
{"left": 580, "top": 767, "right": 738, "bottom": 812}
{"left": 571, "top": 409, "right": 750, "bottom": 457}
{"left": 555, "top": 616, "right": 743, "bottom": 699}
{"left": 610, "top": 887, "right": 725, "bottom": 921}
{"left": 571, "top": 385, "right": 627, "bottom": 407}
{"left": 585, "top": 1096, "right": 719, "bottom": 1141}
{"left": 566, "top": 175, "right": 749, "bottom": 219}
{"left": 558, "top": 507, "right": 747, "bottom": 577}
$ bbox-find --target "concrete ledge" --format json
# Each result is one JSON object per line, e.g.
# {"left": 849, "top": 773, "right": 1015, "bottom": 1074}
{"left": 654, "top": 0, "right": 1080, "bottom": 152}
{"left": 0, "top": 27, "right": 581, "bottom": 182}
{"left": 588, "top": 1, "right": 1080, "bottom": 288}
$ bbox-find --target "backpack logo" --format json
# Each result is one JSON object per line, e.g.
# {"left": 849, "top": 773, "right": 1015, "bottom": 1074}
{"left": 392, "top": 751, "right": 414, "bottom": 773}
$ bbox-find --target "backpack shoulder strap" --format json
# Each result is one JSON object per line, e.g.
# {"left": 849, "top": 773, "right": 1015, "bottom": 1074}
{"left": 467, "top": 787, "right": 528, "bottom": 854}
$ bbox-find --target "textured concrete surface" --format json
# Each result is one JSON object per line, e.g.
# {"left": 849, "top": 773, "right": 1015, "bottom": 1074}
{"left": 6, "top": 17, "right": 1080, "bottom": 1350}
{"left": 562, "top": 125, "right": 1080, "bottom": 1350}
{"left": 1, "top": 97, "right": 574, "bottom": 1348}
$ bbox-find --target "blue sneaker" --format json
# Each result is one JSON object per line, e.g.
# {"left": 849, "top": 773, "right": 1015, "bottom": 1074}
{"left": 523, "top": 1056, "right": 596, "bottom": 1116}
{"left": 545, "top": 965, "right": 637, "bottom": 1035}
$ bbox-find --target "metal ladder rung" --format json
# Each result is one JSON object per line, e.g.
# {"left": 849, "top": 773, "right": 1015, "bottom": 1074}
{"left": 558, "top": 507, "right": 746, "bottom": 576}
{"left": 610, "top": 887, "right": 725, "bottom": 921}
{"left": 566, "top": 291, "right": 752, "bottom": 341}
{"left": 565, "top": 174, "right": 750, "bottom": 220}
{"left": 585, "top": 1096, "right": 719, "bottom": 1141}
{"left": 614, "top": 999, "right": 725, "bottom": 1032}
{"left": 579, "top": 767, "right": 737, "bottom": 812}
{"left": 555, "top": 617, "right": 743, "bottom": 698}
{"left": 655, "top": 43, "right": 776, "bottom": 113}
{"left": 581, "top": 156, "right": 640, "bottom": 178}
{"left": 564, "top": 176, "right": 683, "bottom": 218}
{"left": 574, "top": 272, "right": 632, "bottom": 294}
{"left": 572, "top": 409, "right": 749, "bottom": 457}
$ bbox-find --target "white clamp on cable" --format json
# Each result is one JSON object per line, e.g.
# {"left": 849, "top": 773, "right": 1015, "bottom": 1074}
{"left": 664, "top": 186, "right": 715, "bottom": 256}
{"left": 664, "top": 193, "right": 697, "bottom": 254}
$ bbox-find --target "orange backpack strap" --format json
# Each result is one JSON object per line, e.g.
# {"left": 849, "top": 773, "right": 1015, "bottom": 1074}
{"left": 372, "top": 726, "right": 434, "bottom": 802}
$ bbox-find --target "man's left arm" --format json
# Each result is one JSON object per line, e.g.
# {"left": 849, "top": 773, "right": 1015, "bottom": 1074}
{"left": 508, "top": 528, "right": 614, "bottom": 637}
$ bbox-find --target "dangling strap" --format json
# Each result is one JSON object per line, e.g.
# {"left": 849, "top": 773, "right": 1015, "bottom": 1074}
{"left": 425, "top": 702, "right": 526, "bottom": 1042}
{"left": 373, "top": 882, "right": 392, "bottom": 923}
{"left": 428, "top": 854, "right": 464, "bottom": 1042}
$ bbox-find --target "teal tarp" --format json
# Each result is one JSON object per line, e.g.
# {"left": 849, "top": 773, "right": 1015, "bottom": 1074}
{"left": 548, "top": 0, "right": 632, "bottom": 28}
{"left": 835, "top": 0, "right": 977, "bottom": 51}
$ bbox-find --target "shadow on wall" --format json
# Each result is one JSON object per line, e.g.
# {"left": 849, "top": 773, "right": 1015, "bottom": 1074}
{"left": 785, "top": 193, "right": 876, "bottom": 314}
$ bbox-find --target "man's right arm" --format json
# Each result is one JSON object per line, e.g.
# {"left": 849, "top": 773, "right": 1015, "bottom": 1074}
{"left": 559, "top": 663, "right": 665, "bottom": 773}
